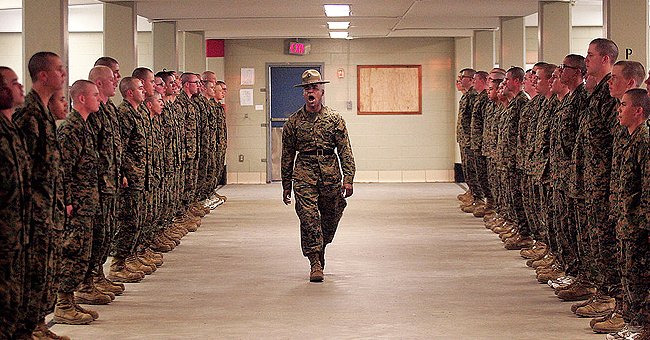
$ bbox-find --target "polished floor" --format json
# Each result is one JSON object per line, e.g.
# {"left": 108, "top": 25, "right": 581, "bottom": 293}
{"left": 50, "top": 183, "right": 603, "bottom": 339}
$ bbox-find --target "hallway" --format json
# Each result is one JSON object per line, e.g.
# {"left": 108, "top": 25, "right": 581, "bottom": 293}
{"left": 50, "top": 183, "right": 602, "bottom": 339}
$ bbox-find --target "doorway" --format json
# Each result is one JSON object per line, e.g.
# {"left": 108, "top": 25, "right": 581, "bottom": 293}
{"left": 266, "top": 63, "right": 323, "bottom": 182}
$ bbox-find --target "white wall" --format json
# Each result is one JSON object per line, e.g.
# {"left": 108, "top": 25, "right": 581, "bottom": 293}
{"left": 0, "top": 31, "right": 153, "bottom": 85}
{"left": 224, "top": 38, "right": 456, "bottom": 184}
{"left": 526, "top": 26, "right": 604, "bottom": 64}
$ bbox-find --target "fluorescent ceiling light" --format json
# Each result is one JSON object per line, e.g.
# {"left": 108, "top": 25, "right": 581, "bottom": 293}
{"left": 324, "top": 4, "right": 350, "bottom": 17}
{"left": 328, "top": 21, "right": 350, "bottom": 30}
{"left": 329, "top": 31, "right": 349, "bottom": 39}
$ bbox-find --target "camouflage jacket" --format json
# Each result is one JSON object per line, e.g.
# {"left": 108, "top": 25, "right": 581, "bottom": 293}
{"left": 611, "top": 123, "right": 650, "bottom": 238}
{"left": 456, "top": 88, "right": 477, "bottom": 148}
{"left": 496, "top": 91, "right": 529, "bottom": 171}
{"left": 570, "top": 75, "right": 616, "bottom": 199}
{"left": 215, "top": 100, "right": 227, "bottom": 150}
{"left": 530, "top": 95, "right": 560, "bottom": 181}
{"left": 57, "top": 110, "right": 100, "bottom": 216}
{"left": 583, "top": 74, "right": 618, "bottom": 199}
{"left": 137, "top": 104, "right": 154, "bottom": 191}
{"left": 470, "top": 89, "right": 489, "bottom": 151}
{"left": 480, "top": 100, "right": 495, "bottom": 157}
{"left": 13, "top": 89, "right": 65, "bottom": 230}
{"left": 149, "top": 114, "right": 163, "bottom": 189}
{"left": 87, "top": 99, "right": 123, "bottom": 195}
{"left": 281, "top": 105, "right": 355, "bottom": 191}
{"left": 177, "top": 91, "right": 199, "bottom": 160}
{"left": 0, "top": 114, "right": 31, "bottom": 248}
{"left": 550, "top": 84, "right": 588, "bottom": 191}
{"left": 487, "top": 102, "right": 506, "bottom": 160}
{"left": 193, "top": 95, "right": 214, "bottom": 168}
{"left": 518, "top": 94, "right": 544, "bottom": 172}
{"left": 118, "top": 100, "right": 148, "bottom": 191}
{"left": 160, "top": 101, "right": 177, "bottom": 172}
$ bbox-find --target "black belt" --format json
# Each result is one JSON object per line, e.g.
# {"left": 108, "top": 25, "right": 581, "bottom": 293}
{"left": 300, "top": 149, "right": 334, "bottom": 156}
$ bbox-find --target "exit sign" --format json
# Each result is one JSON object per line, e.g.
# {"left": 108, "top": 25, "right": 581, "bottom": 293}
{"left": 285, "top": 39, "right": 311, "bottom": 55}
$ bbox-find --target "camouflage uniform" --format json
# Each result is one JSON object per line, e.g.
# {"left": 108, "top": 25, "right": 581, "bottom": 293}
{"left": 161, "top": 101, "right": 178, "bottom": 222}
{"left": 610, "top": 123, "right": 650, "bottom": 326}
{"left": 457, "top": 88, "right": 481, "bottom": 198}
{"left": 0, "top": 115, "right": 31, "bottom": 338}
{"left": 549, "top": 84, "right": 588, "bottom": 277}
{"left": 486, "top": 103, "right": 506, "bottom": 211}
{"left": 57, "top": 109, "right": 100, "bottom": 293}
{"left": 177, "top": 91, "right": 199, "bottom": 207}
{"left": 530, "top": 95, "right": 559, "bottom": 249}
{"left": 480, "top": 101, "right": 498, "bottom": 205}
{"left": 215, "top": 100, "right": 227, "bottom": 186}
{"left": 496, "top": 91, "right": 529, "bottom": 232}
{"left": 281, "top": 105, "right": 355, "bottom": 257}
{"left": 470, "top": 89, "right": 492, "bottom": 203}
{"left": 520, "top": 94, "right": 545, "bottom": 239}
{"left": 13, "top": 90, "right": 65, "bottom": 334}
{"left": 114, "top": 101, "right": 148, "bottom": 259}
{"left": 86, "top": 98, "right": 122, "bottom": 277}
{"left": 148, "top": 114, "right": 164, "bottom": 238}
{"left": 581, "top": 74, "right": 619, "bottom": 295}
{"left": 136, "top": 104, "right": 155, "bottom": 248}
{"left": 193, "top": 94, "right": 214, "bottom": 200}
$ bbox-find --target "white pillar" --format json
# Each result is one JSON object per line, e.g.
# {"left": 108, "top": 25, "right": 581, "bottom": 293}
{"left": 473, "top": 30, "right": 495, "bottom": 71}
{"left": 23, "top": 0, "right": 68, "bottom": 88}
{"left": 500, "top": 16, "right": 525, "bottom": 68}
{"left": 153, "top": 21, "right": 178, "bottom": 72}
{"left": 104, "top": 2, "right": 137, "bottom": 73}
{"left": 604, "top": 0, "right": 648, "bottom": 66}
{"left": 539, "top": 1, "right": 571, "bottom": 63}
{"left": 183, "top": 31, "right": 206, "bottom": 73}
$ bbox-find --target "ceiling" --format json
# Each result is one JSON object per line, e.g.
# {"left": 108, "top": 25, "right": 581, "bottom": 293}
{"left": 102, "top": 0, "right": 540, "bottom": 39}
{"left": 0, "top": 0, "right": 606, "bottom": 39}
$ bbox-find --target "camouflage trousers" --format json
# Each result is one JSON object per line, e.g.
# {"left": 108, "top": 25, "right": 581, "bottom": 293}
{"left": 93, "top": 194, "right": 117, "bottom": 276}
{"left": 586, "top": 196, "right": 621, "bottom": 295}
{"left": 216, "top": 148, "right": 226, "bottom": 187}
{"left": 461, "top": 148, "right": 483, "bottom": 200}
{"left": 496, "top": 168, "right": 514, "bottom": 222}
{"left": 615, "top": 231, "right": 650, "bottom": 326}
{"left": 294, "top": 181, "right": 347, "bottom": 257}
{"left": 537, "top": 182, "right": 556, "bottom": 253}
{"left": 473, "top": 153, "right": 493, "bottom": 202}
{"left": 486, "top": 158, "right": 501, "bottom": 208}
{"left": 1, "top": 230, "right": 25, "bottom": 338}
{"left": 58, "top": 214, "right": 93, "bottom": 293}
{"left": 521, "top": 175, "right": 540, "bottom": 239}
{"left": 509, "top": 168, "right": 530, "bottom": 237}
{"left": 17, "top": 220, "right": 63, "bottom": 334}
{"left": 572, "top": 197, "right": 598, "bottom": 285}
{"left": 183, "top": 157, "right": 198, "bottom": 206}
{"left": 552, "top": 189, "right": 579, "bottom": 277}
{"left": 114, "top": 189, "right": 143, "bottom": 258}
{"left": 139, "top": 189, "right": 159, "bottom": 248}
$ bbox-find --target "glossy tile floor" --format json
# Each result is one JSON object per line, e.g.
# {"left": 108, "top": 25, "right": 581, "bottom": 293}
{"left": 50, "top": 183, "right": 603, "bottom": 339}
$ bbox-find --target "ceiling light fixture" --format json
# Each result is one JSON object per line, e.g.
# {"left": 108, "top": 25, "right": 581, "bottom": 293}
{"left": 328, "top": 21, "right": 350, "bottom": 30}
{"left": 329, "top": 31, "right": 349, "bottom": 39}
{"left": 324, "top": 4, "right": 350, "bottom": 17}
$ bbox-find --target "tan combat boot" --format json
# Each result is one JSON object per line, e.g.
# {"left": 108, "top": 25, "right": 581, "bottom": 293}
{"left": 591, "top": 311, "right": 625, "bottom": 333}
{"left": 75, "top": 281, "right": 113, "bottom": 305}
{"left": 136, "top": 251, "right": 158, "bottom": 272}
{"left": 520, "top": 242, "right": 547, "bottom": 259}
{"left": 308, "top": 254, "right": 324, "bottom": 282}
{"left": 126, "top": 255, "right": 153, "bottom": 275}
{"left": 143, "top": 247, "right": 164, "bottom": 267}
{"left": 32, "top": 320, "right": 71, "bottom": 340}
{"left": 557, "top": 281, "right": 597, "bottom": 301}
{"left": 504, "top": 235, "right": 534, "bottom": 250}
{"left": 108, "top": 257, "right": 144, "bottom": 283}
{"left": 575, "top": 294, "right": 615, "bottom": 318}
{"left": 74, "top": 302, "right": 99, "bottom": 320}
{"left": 53, "top": 292, "right": 94, "bottom": 325}
{"left": 95, "top": 275, "right": 125, "bottom": 296}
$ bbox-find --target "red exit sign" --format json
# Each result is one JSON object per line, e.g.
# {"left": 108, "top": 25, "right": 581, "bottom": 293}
{"left": 285, "top": 39, "right": 311, "bottom": 55}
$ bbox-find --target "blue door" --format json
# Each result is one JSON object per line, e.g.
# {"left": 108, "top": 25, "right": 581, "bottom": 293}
{"left": 267, "top": 64, "right": 322, "bottom": 181}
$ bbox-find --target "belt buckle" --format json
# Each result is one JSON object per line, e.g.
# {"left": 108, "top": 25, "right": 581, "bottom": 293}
{"left": 316, "top": 149, "right": 324, "bottom": 156}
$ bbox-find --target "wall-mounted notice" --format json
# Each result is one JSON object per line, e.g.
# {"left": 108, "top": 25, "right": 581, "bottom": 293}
{"left": 241, "top": 68, "right": 255, "bottom": 85}
{"left": 240, "top": 89, "right": 254, "bottom": 106}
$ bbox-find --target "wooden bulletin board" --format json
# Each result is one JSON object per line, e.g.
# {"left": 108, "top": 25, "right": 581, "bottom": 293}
{"left": 357, "top": 65, "right": 422, "bottom": 115}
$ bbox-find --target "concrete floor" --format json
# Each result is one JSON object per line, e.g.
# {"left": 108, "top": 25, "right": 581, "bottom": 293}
{"left": 50, "top": 183, "right": 604, "bottom": 339}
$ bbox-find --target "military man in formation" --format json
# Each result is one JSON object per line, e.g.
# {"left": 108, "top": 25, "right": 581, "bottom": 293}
{"left": 0, "top": 52, "right": 229, "bottom": 339}
{"left": 456, "top": 38, "right": 649, "bottom": 340}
